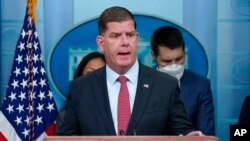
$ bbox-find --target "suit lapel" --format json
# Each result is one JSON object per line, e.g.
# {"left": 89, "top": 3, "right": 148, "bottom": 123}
{"left": 127, "top": 64, "right": 153, "bottom": 135}
{"left": 92, "top": 68, "right": 116, "bottom": 135}
{"left": 180, "top": 70, "right": 190, "bottom": 95}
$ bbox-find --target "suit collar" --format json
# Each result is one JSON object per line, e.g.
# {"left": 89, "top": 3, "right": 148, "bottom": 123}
{"left": 180, "top": 69, "right": 189, "bottom": 86}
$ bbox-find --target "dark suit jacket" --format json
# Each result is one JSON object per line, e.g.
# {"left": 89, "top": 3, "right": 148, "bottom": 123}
{"left": 57, "top": 64, "right": 194, "bottom": 135}
{"left": 180, "top": 69, "right": 215, "bottom": 135}
{"left": 238, "top": 95, "right": 250, "bottom": 125}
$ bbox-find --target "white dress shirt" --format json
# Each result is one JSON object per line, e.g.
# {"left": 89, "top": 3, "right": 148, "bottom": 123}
{"left": 106, "top": 60, "right": 139, "bottom": 134}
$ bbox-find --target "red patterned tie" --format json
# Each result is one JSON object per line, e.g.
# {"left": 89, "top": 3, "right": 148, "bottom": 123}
{"left": 117, "top": 75, "right": 131, "bottom": 135}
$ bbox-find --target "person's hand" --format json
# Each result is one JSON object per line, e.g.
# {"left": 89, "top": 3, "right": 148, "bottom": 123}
{"left": 185, "top": 131, "right": 204, "bottom": 136}
{"left": 179, "top": 131, "right": 204, "bottom": 136}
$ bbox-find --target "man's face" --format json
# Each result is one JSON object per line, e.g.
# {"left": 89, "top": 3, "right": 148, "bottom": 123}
{"left": 96, "top": 20, "right": 139, "bottom": 74}
{"left": 154, "top": 46, "right": 185, "bottom": 67}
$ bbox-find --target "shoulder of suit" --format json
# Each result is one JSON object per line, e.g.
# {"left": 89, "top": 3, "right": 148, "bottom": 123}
{"left": 184, "top": 69, "right": 210, "bottom": 82}
{"left": 244, "top": 95, "right": 250, "bottom": 103}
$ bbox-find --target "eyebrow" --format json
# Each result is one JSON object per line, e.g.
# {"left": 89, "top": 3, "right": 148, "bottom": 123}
{"left": 161, "top": 55, "right": 184, "bottom": 61}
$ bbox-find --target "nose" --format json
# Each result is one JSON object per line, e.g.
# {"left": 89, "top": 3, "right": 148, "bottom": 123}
{"left": 168, "top": 61, "right": 176, "bottom": 65}
{"left": 173, "top": 60, "right": 178, "bottom": 64}
{"left": 120, "top": 35, "right": 129, "bottom": 46}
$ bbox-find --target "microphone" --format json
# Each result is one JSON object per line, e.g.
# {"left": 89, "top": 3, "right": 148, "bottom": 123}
{"left": 133, "top": 129, "right": 137, "bottom": 136}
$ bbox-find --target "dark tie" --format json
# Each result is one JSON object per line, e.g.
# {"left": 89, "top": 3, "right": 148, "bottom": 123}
{"left": 117, "top": 75, "right": 131, "bottom": 135}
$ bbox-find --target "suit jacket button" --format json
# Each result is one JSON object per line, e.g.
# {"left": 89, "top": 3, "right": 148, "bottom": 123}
{"left": 119, "top": 130, "right": 125, "bottom": 135}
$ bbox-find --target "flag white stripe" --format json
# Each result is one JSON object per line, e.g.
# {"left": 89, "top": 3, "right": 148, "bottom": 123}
{"left": 0, "top": 111, "right": 48, "bottom": 141}
{"left": 36, "top": 132, "right": 47, "bottom": 141}
{"left": 0, "top": 111, "right": 22, "bottom": 141}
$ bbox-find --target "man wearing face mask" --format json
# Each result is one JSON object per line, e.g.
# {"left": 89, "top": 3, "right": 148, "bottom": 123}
{"left": 151, "top": 26, "right": 215, "bottom": 135}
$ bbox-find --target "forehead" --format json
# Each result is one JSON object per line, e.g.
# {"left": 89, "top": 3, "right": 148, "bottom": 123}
{"left": 158, "top": 46, "right": 184, "bottom": 59}
{"left": 105, "top": 20, "right": 135, "bottom": 33}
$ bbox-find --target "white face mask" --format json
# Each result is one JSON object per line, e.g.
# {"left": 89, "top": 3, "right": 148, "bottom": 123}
{"left": 157, "top": 64, "right": 184, "bottom": 80}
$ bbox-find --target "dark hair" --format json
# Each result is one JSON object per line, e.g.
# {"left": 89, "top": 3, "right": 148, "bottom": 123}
{"left": 151, "top": 26, "right": 185, "bottom": 56}
{"left": 98, "top": 6, "right": 136, "bottom": 35}
{"left": 74, "top": 51, "right": 105, "bottom": 79}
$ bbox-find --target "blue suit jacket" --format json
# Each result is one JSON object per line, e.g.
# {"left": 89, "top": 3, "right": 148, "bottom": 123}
{"left": 57, "top": 64, "right": 194, "bottom": 135}
{"left": 180, "top": 69, "right": 215, "bottom": 135}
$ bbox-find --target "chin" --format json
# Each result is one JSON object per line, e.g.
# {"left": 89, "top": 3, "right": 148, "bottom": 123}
{"left": 119, "top": 59, "right": 133, "bottom": 65}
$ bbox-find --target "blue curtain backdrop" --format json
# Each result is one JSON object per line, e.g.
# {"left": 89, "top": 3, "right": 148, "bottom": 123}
{"left": 1, "top": 1, "right": 250, "bottom": 141}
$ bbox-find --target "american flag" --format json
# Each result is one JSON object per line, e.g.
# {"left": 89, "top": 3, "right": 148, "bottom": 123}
{"left": 0, "top": 8, "right": 58, "bottom": 141}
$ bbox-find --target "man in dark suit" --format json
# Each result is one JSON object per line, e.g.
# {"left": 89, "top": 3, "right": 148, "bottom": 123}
{"left": 238, "top": 95, "right": 250, "bottom": 125}
{"left": 57, "top": 6, "right": 203, "bottom": 136}
{"left": 151, "top": 26, "right": 215, "bottom": 135}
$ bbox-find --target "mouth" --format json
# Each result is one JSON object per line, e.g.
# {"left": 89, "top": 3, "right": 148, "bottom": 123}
{"left": 118, "top": 52, "right": 130, "bottom": 56}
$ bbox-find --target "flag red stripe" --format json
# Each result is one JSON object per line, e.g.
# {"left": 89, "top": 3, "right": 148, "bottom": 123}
{"left": 45, "top": 122, "right": 56, "bottom": 135}
{"left": 0, "top": 132, "right": 8, "bottom": 141}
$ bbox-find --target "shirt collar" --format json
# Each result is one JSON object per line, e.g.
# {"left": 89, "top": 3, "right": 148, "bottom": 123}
{"left": 106, "top": 60, "right": 139, "bottom": 85}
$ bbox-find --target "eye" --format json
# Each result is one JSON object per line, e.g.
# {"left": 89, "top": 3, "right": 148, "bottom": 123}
{"left": 164, "top": 60, "right": 172, "bottom": 63}
{"left": 176, "top": 56, "right": 184, "bottom": 62}
{"left": 110, "top": 33, "right": 120, "bottom": 39}
{"left": 127, "top": 32, "right": 136, "bottom": 38}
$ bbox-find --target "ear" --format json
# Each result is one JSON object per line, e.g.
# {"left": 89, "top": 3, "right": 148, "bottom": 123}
{"left": 151, "top": 50, "right": 156, "bottom": 60}
{"left": 135, "top": 32, "right": 140, "bottom": 43}
{"left": 96, "top": 35, "right": 104, "bottom": 52}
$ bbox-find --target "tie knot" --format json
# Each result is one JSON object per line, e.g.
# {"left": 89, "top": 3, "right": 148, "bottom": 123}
{"left": 118, "top": 75, "right": 127, "bottom": 83}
